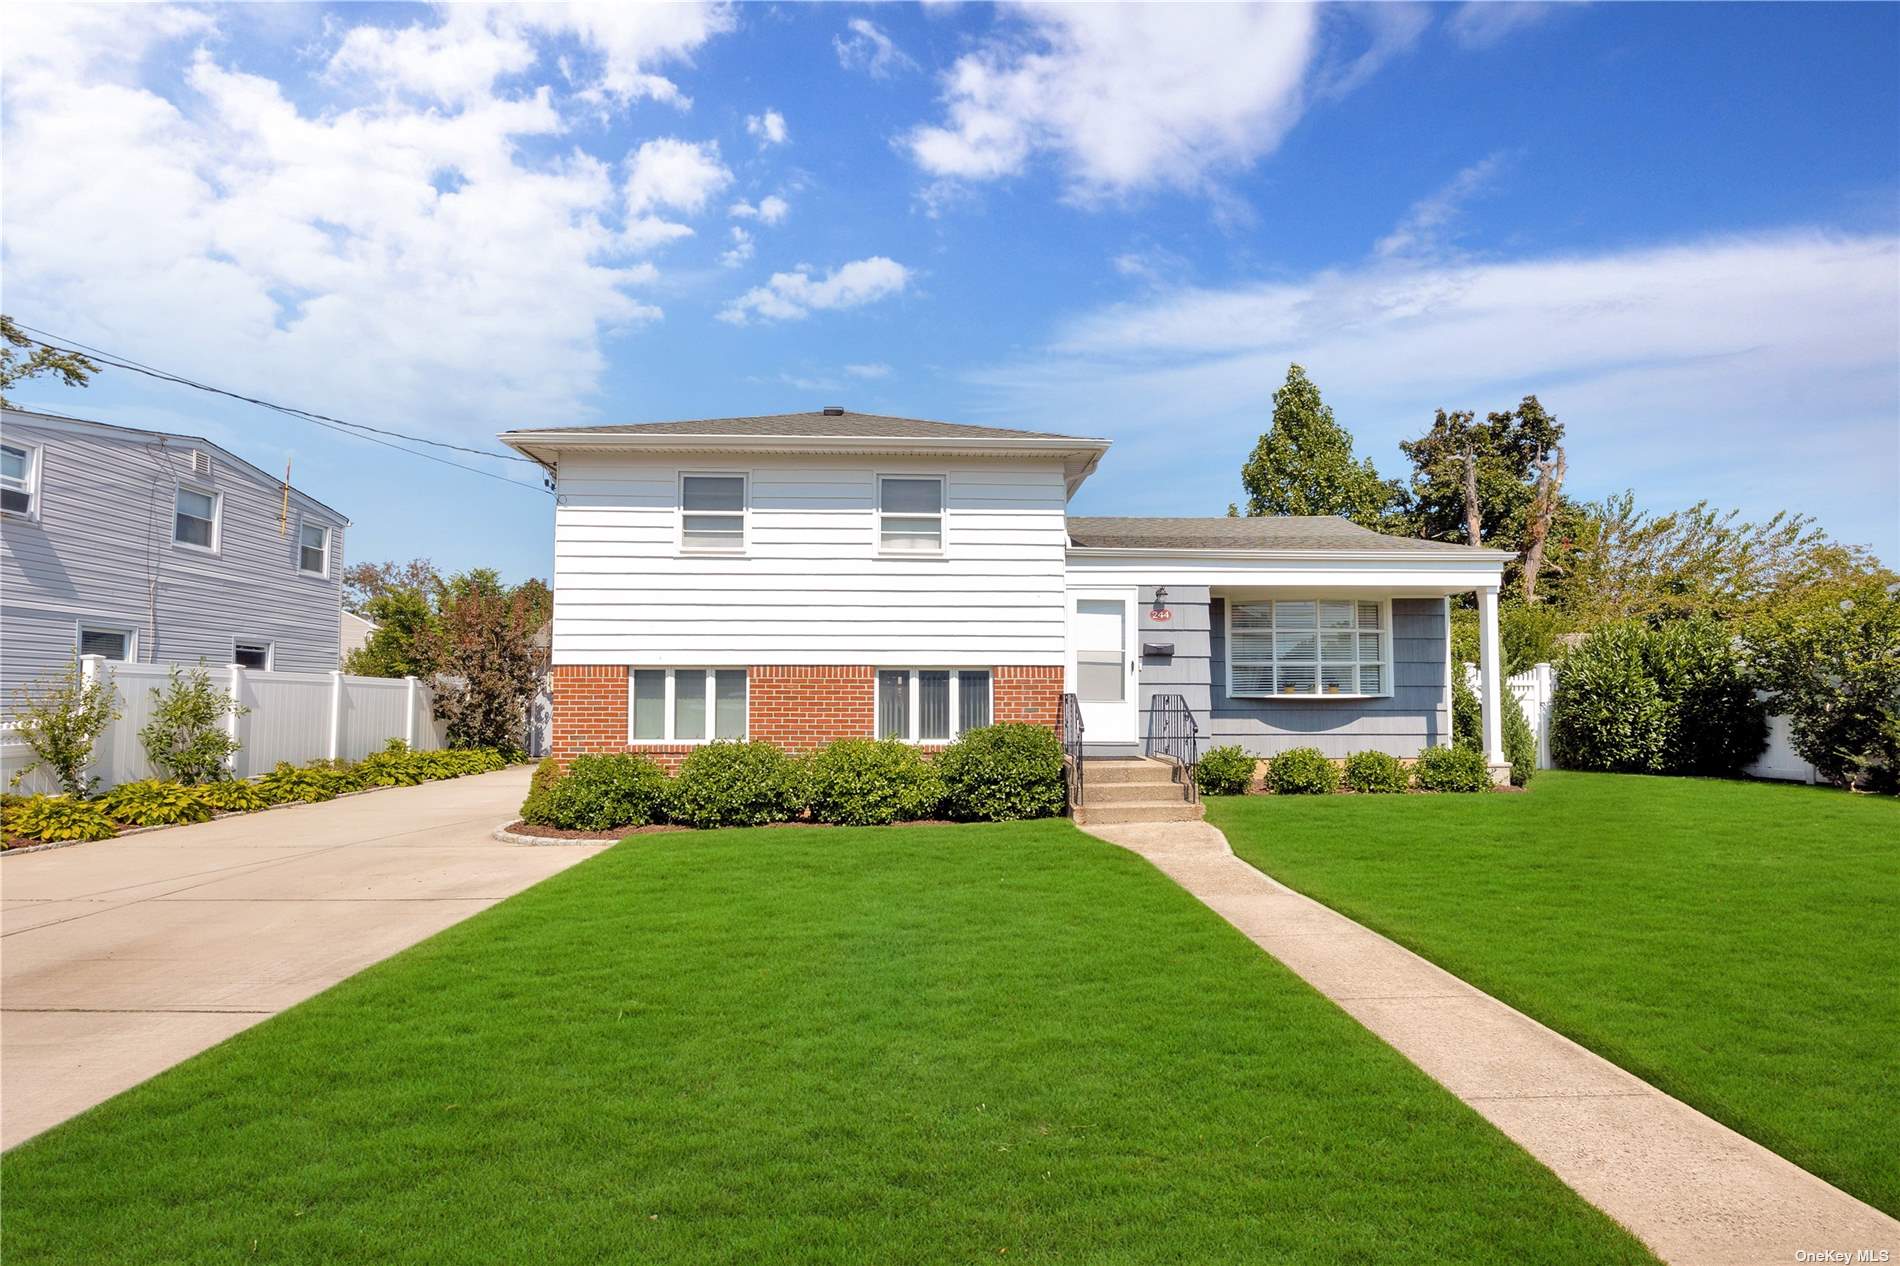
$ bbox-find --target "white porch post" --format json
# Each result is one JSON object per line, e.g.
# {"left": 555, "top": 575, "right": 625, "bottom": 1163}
{"left": 1477, "top": 584, "right": 1504, "bottom": 766}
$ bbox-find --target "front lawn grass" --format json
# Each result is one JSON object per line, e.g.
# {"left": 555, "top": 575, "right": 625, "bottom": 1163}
{"left": 3, "top": 820, "right": 1653, "bottom": 1265}
{"left": 1207, "top": 771, "right": 1900, "bottom": 1214}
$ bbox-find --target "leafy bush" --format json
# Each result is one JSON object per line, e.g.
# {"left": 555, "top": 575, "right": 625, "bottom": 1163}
{"left": 1194, "top": 745, "right": 1257, "bottom": 797}
{"left": 199, "top": 779, "right": 271, "bottom": 814}
{"left": 527, "top": 756, "right": 561, "bottom": 801}
{"left": 99, "top": 779, "right": 215, "bottom": 827}
{"left": 1343, "top": 750, "right": 1408, "bottom": 793}
{"left": 1452, "top": 674, "right": 1481, "bottom": 750}
{"left": 257, "top": 762, "right": 342, "bottom": 804}
{"left": 936, "top": 723, "right": 1067, "bottom": 822}
{"left": 1452, "top": 675, "right": 1536, "bottom": 787}
{"left": 1267, "top": 747, "right": 1339, "bottom": 795}
{"left": 1644, "top": 617, "right": 1767, "bottom": 776}
{"left": 8, "top": 659, "right": 120, "bottom": 796}
{"left": 303, "top": 759, "right": 368, "bottom": 795}
{"left": 802, "top": 739, "right": 946, "bottom": 826}
{"left": 1413, "top": 745, "right": 1492, "bottom": 792}
{"left": 522, "top": 754, "right": 670, "bottom": 831}
{"left": 356, "top": 740, "right": 428, "bottom": 788}
{"left": 668, "top": 742, "right": 803, "bottom": 829}
{"left": 1549, "top": 626, "right": 1672, "bottom": 773}
{"left": 1749, "top": 591, "right": 1900, "bottom": 791}
{"left": 3, "top": 795, "right": 119, "bottom": 843}
{"left": 137, "top": 667, "right": 246, "bottom": 785}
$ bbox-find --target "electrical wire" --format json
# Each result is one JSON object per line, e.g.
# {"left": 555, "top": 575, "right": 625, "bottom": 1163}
{"left": 10, "top": 323, "right": 550, "bottom": 495}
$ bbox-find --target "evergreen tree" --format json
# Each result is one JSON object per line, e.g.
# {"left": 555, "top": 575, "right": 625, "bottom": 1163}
{"left": 1240, "top": 364, "right": 1398, "bottom": 528}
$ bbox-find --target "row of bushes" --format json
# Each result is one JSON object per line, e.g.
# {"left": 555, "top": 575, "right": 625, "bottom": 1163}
{"left": 1194, "top": 744, "right": 1493, "bottom": 797}
{"left": 2, "top": 743, "right": 515, "bottom": 846}
{"left": 521, "top": 724, "right": 1067, "bottom": 832}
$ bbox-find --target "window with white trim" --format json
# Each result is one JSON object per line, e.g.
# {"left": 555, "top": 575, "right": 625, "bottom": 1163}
{"left": 680, "top": 473, "right": 746, "bottom": 552}
{"left": 1228, "top": 599, "right": 1388, "bottom": 698}
{"left": 173, "top": 486, "right": 218, "bottom": 550}
{"left": 878, "top": 476, "right": 942, "bottom": 553}
{"left": 298, "top": 523, "right": 330, "bottom": 576}
{"left": 234, "top": 640, "right": 272, "bottom": 670}
{"left": 77, "top": 625, "right": 133, "bottom": 661}
{"left": 629, "top": 668, "right": 748, "bottom": 742}
{"left": 877, "top": 669, "right": 992, "bottom": 742}
{"left": 2, "top": 443, "right": 38, "bottom": 516}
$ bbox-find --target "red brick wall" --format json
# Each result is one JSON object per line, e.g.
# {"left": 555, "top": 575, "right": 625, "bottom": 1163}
{"left": 549, "top": 665, "right": 627, "bottom": 762}
{"left": 993, "top": 665, "right": 1064, "bottom": 730}
{"left": 748, "top": 665, "right": 875, "bottom": 754}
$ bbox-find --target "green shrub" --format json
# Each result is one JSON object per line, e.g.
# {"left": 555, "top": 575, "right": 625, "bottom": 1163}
{"left": 1749, "top": 590, "right": 1900, "bottom": 791}
{"left": 257, "top": 762, "right": 340, "bottom": 804}
{"left": 1267, "top": 747, "right": 1339, "bottom": 795}
{"left": 3, "top": 795, "right": 119, "bottom": 843}
{"left": 1414, "top": 745, "right": 1492, "bottom": 792}
{"left": 199, "top": 779, "right": 271, "bottom": 814}
{"left": 8, "top": 659, "right": 120, "bottom": 797}
{"left": 1194, "top": 745, "right": 1256, "bottom": 797}
{"left": 523, "top": 754, "right": 670, "bottom": 831}
{"left": 1645, "top": 617, "right": 1767, "bottom": 777}
{"left": 1549, "top": 626, "right": 1672, "bottom": 773}
{"left": 356, "top": 741, "right": 427, "bottom": 788}
{"left": 802, "top": 739, "right": 946, "bottom": 826}
{"left": 1452, "top": 675, "right": 1481, "bottom": 750}
{"left": 1502, "top": 692, "right": 1537, "bottom": 787}
{"left": 527, "top": 756, "right": 561, "bottom": 800}
{"left": 137, "top": 666, "right": 246, "bottom": 785}
{"left": 668, "top": 742, "right": 802, "bottom": 829}
{"left": 1343, "top": 750, "right": 1408, "bottom": 793}
{"left": 936, "top": 723, "right": 1067, "bottom": 822}
{"left": 99, "top": 779, "right": 215, "bottom": 827}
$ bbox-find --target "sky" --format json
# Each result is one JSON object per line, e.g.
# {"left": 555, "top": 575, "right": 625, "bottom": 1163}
{"left": 4, "top": 1, "right": 1896, "bottom": 583}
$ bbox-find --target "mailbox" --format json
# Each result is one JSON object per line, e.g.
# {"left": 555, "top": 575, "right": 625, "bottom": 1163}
{"left": 1142, "top": 642, "right": 1175, "bottom": 659}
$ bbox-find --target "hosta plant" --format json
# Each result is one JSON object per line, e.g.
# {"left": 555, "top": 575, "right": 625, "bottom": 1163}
{"left": 4, "top": 795, "right": 119, "bottom": 844}
{"left": 99, "top": 779, "right": 215, "bottom": 827}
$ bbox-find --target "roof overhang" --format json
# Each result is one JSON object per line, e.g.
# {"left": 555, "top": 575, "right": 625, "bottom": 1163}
{"left": 499, "top": 430, "right": 1112, "bottom": 497}
{"left": 1065, "top": 545, "right": 1510, "bottom": 592}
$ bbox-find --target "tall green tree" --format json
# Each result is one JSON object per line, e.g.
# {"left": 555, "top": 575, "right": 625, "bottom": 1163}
{"left": 1, "top": 315, "right": 98, "bottom": 407}
{"left": 1398, "top": 395, "right": 1566, "bottom": 548}
{"left": 1240, "top": 364, "right": 1398, "bottom": 528}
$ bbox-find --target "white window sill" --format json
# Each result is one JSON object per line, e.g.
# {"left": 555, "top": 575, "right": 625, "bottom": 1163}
{"left": 876, "top": 550, "right": 947, "bottom": 561}
{"left": 1229, "top": 692, "right": 1393, "bottom": 702}
{"left": 297, "top": 568, "right": 328, "bottom": 579}
{"left": 172, "top": 540, "right": 219, "bottom": 557}
{"left": 678, "top": 549, "right": 747, "bottom": 558}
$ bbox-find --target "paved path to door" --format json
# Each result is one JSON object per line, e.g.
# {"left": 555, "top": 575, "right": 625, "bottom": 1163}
{"left": 1084, "top": 819, "right": 1899, "bottom": 1266}
{"left": 1, "top": 767, "right": 602, "bottom": 1150}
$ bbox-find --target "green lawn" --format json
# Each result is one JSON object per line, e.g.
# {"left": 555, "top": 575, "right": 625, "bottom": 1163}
{"left": 3, "top": 821, "right": 1652, "bottom": 1265}
{"left": 1207, "top": 772, "right": 1900, "bottom": 1215}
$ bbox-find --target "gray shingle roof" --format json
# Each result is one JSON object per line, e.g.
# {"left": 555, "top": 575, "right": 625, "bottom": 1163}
{"left": 1065, "top": 516, "right": 1496, "bottom": 554}
{"left": 504, "top": 411, "right": 1091, "bottom": 441}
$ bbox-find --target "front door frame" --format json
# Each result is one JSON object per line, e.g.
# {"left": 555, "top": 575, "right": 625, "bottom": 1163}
{"left": 1065, "top": 584, "right": 1141, "bottom": 745}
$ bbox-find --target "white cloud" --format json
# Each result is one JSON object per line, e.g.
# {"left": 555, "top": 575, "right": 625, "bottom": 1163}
{"left": 720, "top": 225, "right": 754, "bottom": 268}
{"left": 845, "top": 362, "right": 892, "bottom": 379}
{"left": 1446, "top": 2, "right": 1563, "bottom": 50}
{"left": 905, "top": 4, "right": 1319, "bottom": 198}
{"left": 745, "top": 108, "right": 788, "bottom": 146}
{"left": 0, "top": 6, "right": 740, "bottom": 437}
{"left": 719, "top": 257, "right": 913, "bottom": 324}
{"left": 729, "top": 194, "right": 789, "bottom": 224}
{"left": 1374, "top": 154, "right": 1507, "bottom": 260}
{"left": 1319, "top": 3, "right": 1430, "bottom": 99}
{"left": 622, "top": 137, "right": 731, "bottom": 247}
{"left": 834, "top": 18, "right": 918, "bottom": 78}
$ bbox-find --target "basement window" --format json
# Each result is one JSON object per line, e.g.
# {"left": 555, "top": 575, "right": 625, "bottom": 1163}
{"left": 876, "top": 669, "right": 992, "bottom": 742}
{"left": 630, "top": 668, "right": 747, "bottom": 742}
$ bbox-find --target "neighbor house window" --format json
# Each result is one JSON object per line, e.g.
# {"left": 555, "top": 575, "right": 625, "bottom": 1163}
{"left": 877, "top": 669, "right": 992, "bottom": 742}
{"left": 629, "top": 668, "right": 747, "bottom": 742}
{"left": 77, "top": 626, "right": 132, "bottom": 661}
{"left": 1228, "top": 599, "right": 1388, "bottom": 698}
{"left": 298, "top": 523, "right": 330, "bottom": 576}
{"left": 878, "top": 476, "right": 943, "bottom": 552}
{"left": 234, "top": 641, "right": 272, "bottom": 670}
{"left": 173, "top": 487, "right": 218, "bottom": 550}
{"left": 2, "top": 443, "right": 38, "bottom": 516}
{"left": 680, "top": 473, "right": 746, "bottom": 552}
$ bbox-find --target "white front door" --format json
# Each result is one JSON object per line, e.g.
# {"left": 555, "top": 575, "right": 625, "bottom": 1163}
{"left": 1067, "top": 588, "right": 1139, "bottom": 744}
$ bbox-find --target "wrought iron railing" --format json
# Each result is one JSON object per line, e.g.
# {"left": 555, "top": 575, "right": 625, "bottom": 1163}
{"left": 1144, "top": 692, "right": 1201, "bottom": 804}
{"left": 1060, "top": 691, "right": 1085, "bottom": 809}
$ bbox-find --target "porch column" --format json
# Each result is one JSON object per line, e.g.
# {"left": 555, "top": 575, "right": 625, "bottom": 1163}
{"left": 1477, "top": 584, "right": 1505, "bottom": 766}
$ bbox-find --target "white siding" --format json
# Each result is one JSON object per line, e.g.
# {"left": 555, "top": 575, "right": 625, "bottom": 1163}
{"left": 551, "top": 453, "right": 1068, "bottom": 665}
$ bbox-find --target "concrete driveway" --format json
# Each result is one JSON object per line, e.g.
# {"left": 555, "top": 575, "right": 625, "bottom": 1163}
{"left": 0, "top": 766, "right": 604, "bottom": 1149}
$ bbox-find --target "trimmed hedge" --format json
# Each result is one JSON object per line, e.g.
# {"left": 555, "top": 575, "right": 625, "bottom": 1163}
{"left": 802, "top": 739, "right": 946, "bottom": 826}
{"left": 1194, "top": 745, "right": 1256, "bottom": 797}
{"left": 523, "top": 753, "right": 669, "bottom": 831}
{"left": 1343, "top": 750, "right": 1408, "bottom": 794}
{"left": 1267, "top": 748, "right": 1338, "bottom": 795}
{"left": 668, "top": 741, "right": 803, "bottom": 828}
{"left": 1414, "top": 745, "right": 1491, "bottom": 793}
{"left": 937, "top": 723, "right": 1067, "bottom": 822}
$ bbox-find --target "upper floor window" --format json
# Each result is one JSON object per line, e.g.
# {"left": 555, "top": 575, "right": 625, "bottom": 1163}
{"left": 173, "top": 487, "right": 218, "bottom": 551}
{"left": 680, "top": 473, "right": 745, "bottom": 552}
{"left": 878, "top": 476, "right": 942, "bottom": 553}
{"left": 299, "top": 523, "right": 330, "bottom": 577}
{"left": 1228, "top": 598, "right": 1388, "bottom": 699}
{"left": 1, "top": 443, "right": 37, "bottom": 516}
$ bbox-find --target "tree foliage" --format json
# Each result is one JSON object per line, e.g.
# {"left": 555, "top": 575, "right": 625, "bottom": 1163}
{"left": 426, "top": 583, "right": 549, "bottom": 751}
{"left": 137, "top": 667, "right": 246, "bottom": 785}
{"left": 1241, "top": 365, "right": 1398, "bottom": 528}
{"left": 342, "top": 560, "right": 553, "bottom": 685}
{"left": 1397, "top": 396, "right": 1565, "bottom": 550}
{"left": 0, "top": 315, "right": 97, "bottom": 407}
{"left": 1747, "top": 587, "right": 1900, "bottom": 791}
{"left": 9, "top": 660, "right": 121, "bottom": 797}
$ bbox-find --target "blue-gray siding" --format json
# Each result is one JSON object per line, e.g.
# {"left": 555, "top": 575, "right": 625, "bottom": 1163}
{"left": 1, "top": 410, "right": 347, "bottom": 709}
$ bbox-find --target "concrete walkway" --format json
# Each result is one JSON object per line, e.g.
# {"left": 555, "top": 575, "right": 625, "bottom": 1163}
{"left": 1084, "top": 819, "right": 1899, "bottom": 1266}
{"left": 1, "top": 766, "right": 603, "bottom": 1150}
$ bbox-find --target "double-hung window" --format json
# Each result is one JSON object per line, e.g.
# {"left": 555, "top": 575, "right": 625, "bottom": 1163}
{"left": 681, "top": 473, "right": 745, "bottom": 552}
{"left": 630, "top": 668, "right": 748, "bottom": 742}
{"left": 173, "top": 487, "right": 218, "bottom": 550}
{"left": 298, "top": 523, "right": 330, "bottom": 576}
{"left": 2, "top": 443, "right": 37, "bottom": 516}
{"left": 878, "top": 476, "right": 942, "bottom": 553}
{"left": 877, "top": 669, "right": 992, "bottom": 742}
{"left": 1228, "top": 599, "right": 1388, "bottom": 698}
{"left": 77, "top": 625, "right": 133, "bottom": 661}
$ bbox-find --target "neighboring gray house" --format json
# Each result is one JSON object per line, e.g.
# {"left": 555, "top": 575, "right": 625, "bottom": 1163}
{"left": 1, "top": 407, "right": 349, "bottom": 706}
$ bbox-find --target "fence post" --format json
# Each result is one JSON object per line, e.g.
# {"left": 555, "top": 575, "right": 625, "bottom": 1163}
{"left": 328, "top": 670, "right": 344, "bottom": 760}
{"left": 226, "top": 663, "right": 245, "bottom": 778}
{"left": 1533, "top": 662, "right": 1555, "bottom": 768}
{"left": 404, "top": 676, "right": 418, "bottom": 748}
{"left": 79, "top": 654, "right": 108, "bottom": 792}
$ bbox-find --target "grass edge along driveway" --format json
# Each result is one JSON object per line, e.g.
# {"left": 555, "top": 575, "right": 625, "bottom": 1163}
{"left": 1207, "top": 771, "right": 1900, "bottom": 1216}
{"left": 4, "top": 820, "right": 1654, "bottom": 1265}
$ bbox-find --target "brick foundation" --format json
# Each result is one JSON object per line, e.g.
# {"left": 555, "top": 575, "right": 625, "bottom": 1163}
{"left": 993, "top": 665, "right": 1064, "bottom": 728}
{"left": 748, "top": 665, "right": 876, "bottom": 754}
{"left": 549, "top": 665, "right": 629, "bottom": 763}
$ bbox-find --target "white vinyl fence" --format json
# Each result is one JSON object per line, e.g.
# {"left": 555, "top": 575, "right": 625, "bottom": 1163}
{"left": 3, "top": 656, "right": 447, "bottom": 794}
{"left": 1464, "top": 660, "right": 1819, "bottom": 782}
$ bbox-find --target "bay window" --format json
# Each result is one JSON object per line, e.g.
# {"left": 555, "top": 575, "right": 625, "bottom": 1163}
{"left": 877, "top": 669, "right": 991, "bottom": 742}
{"left": 1228, "top": 598, "right": 1388, "bottom": 698}
{"left": 630, "top": 668, "right": 747, "bottom": 742}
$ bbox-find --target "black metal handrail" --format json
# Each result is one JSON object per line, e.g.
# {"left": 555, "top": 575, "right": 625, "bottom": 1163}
{"left": 1144, "top": 692, "right": 1201, "bottom": 804}
{"left": 1060, "top": 691, "right": 1085, "bottom": 809}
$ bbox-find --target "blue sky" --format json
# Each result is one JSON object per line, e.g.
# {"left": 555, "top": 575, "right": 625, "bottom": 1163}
{"left": 5, "top": 2, "right": 1896, "bottom": 581}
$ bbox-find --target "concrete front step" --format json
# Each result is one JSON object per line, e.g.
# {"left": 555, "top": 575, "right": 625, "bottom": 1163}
{"left": 1086, "top": 780, "right": 1196, "bottom": 805}
{"left": 1081, "top": 758, "right": 1181, "bottom": 786}
{"left": 1073, "top": 800, "right": 1206, "bottom": 825}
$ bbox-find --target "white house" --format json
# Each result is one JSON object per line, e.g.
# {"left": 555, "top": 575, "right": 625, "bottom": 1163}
{"left": 501, "top": 410, "right": 1513, "bottom": 793}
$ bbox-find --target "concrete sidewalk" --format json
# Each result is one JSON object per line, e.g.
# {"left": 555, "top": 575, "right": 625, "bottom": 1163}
{"left": 1084, "top": 819, "right": 1899, "bottom": 1266}
{"left": 1, "top": 767, "right": 603, "bottom": 1150}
